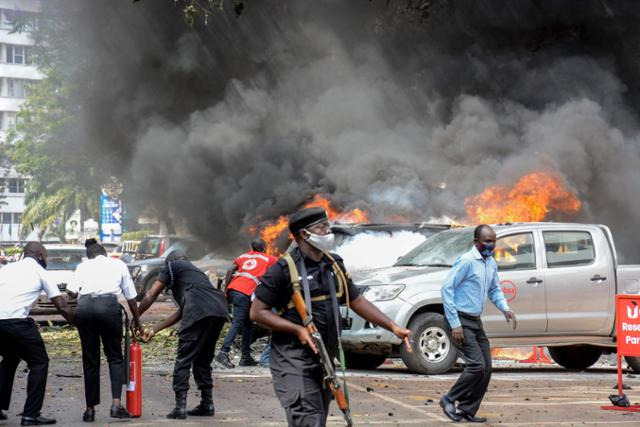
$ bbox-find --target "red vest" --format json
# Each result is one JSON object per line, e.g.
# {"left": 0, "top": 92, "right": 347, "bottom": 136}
{"left": 227, "top": 251, "right": 277, "bottom": 296}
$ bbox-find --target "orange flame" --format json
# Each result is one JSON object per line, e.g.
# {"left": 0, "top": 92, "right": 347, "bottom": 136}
{"left": 256, "top": 195, "right": 370, "bottom": 255}
{"left": 465, "top": 171, "right": 581, "bottom": 224}
{"left": 491, "top": 347, "right": 531, "bottom": 360}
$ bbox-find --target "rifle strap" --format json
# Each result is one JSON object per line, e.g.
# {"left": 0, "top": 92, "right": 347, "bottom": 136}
{"left": 325, "top": 252, "right": 350, "bottom": 405}
{"left": 282, "top": 253, "right": 312, "bottom": 325}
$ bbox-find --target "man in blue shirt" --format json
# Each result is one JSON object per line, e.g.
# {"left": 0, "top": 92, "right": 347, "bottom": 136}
{"left": 439, "top": 224, "right": 517, "bottom": 423}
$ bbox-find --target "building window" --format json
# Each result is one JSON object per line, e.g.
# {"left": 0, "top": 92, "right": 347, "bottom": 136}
{"left": 1, "top": 9, "right": 38, "bottom": 31}
{"left": 8, "top": 178, "right": 25, "bottom": 193}
{"left": 1, "top": 111, "right": 17, "bottom": 130}
{"left": 12, "top": 212, "right": 21, "bottom": 224}
{"left": 1, "top": 213, "right": 11, "bottom": 224}
{"left": 5, "top": 44, "right": 36, "bottom": 65}
{"left": 6, "top": 78, "right": 31, "bottom": 98}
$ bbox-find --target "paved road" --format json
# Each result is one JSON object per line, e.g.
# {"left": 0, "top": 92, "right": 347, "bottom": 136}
{"left": 2, "top": 355, "right": 640, "bottom": 426}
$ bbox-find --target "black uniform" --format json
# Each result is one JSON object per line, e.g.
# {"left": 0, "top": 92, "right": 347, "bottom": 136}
{"left": 255, "top": 247, "right": 360, "bottom": 427}
{"left": 76, "top": 295, "right": 126, "bottom": 406}
{"left": 157, "top": 259, "right": 228, "bottom": 392}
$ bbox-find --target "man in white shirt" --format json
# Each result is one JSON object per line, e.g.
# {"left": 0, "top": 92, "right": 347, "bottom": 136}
{"left": 0, "top": 242, "right": 75, "bottom": 426}
{"left": 66, "top": 239, "right": 141, "bottom": 422}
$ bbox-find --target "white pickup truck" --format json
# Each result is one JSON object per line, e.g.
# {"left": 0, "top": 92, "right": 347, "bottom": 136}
{"left": 340, "top": 222, "right": 640, "bottom": 374}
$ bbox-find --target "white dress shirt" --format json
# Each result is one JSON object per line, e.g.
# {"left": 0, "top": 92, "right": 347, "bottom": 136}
{"left": 68, "top": 255, "right": 137, "bottom": 300}
{"left": 0, "top": 257, "right": 61, "bottom": 319}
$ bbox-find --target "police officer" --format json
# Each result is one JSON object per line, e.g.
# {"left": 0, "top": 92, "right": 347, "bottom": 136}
{"left": 216, "top": 238, "right": 277, "bottom": 369}
{"left": 0, "top": 242, "right": 75, "bottom": 426}
{"left": 66, "top": 239, "right": 142, "bottom": 422}
{"left": 440, "top": 224, "right": 517, "bottom": 423}
{"left": 250, "top": 207, "right": 411, "bottom": 427}
{"left": 137, "top": 249, "right": 228, "bottom": 419}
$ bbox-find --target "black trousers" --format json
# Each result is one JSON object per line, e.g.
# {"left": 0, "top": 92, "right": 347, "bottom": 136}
{"left": 0, "top": 318, "right": 49, "bottom": 417}
{"left": 272, "top": 367, "right": 332, "bottom": 427}
{"left": 76, "top": 295, "right": 124, "bottom": 407}
{"left": 173, "top": 316, "right": 225, "bottom": 393}
{"left": 444, "top": 314, "right": 492, "bottom": 416}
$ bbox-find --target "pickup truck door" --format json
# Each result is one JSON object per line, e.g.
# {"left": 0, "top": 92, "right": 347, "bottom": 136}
{"left": 483, "top": 231, "right": 547, "bottom": 335}
{"left": 542, "top": 228, "right": 616, "bottom": 334}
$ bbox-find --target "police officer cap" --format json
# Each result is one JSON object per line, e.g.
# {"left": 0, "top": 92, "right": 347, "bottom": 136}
{"left": 289, "top": 207, "right": 328, "bottom": 233}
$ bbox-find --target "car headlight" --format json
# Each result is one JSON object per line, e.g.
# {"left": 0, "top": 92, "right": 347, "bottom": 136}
{"left": 362, "top": 284, "right": 406, "bottom": 302}
{"left": 130, "top": 266, "right": 141, "bottom": 279}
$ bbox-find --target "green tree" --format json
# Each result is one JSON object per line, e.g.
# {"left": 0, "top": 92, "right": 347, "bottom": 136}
{"left": 3, "top": 70, "right": 101, "bottom": 242}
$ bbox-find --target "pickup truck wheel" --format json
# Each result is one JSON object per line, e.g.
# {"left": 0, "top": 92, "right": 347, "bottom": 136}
{"left": 624, "top": 356, "right": 640, "bottom": 374}
{"left": 548, "top": 345, "right": 602, "bottom": 370}
{"left": 343, "top": 352, "right": 388, "bottom": 370}
{"left": 400, "top": 312, "right": 457, "bottom": 374}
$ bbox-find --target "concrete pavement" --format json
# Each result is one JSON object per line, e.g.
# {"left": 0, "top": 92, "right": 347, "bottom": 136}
{"left": 2, "top": 353, "right": 640, "bottom": 426}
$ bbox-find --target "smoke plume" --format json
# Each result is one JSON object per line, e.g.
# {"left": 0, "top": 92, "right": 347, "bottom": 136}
{"left": 47, "top": 1, "right": 640, "bottom": 259}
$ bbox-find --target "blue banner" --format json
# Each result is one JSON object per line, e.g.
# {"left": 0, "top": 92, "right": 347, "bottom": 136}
{"left": 100, "top": 191, "right": 122, "bottom": 242}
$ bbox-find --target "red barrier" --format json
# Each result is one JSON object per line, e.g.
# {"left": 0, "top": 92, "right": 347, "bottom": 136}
{"left": 126, "top": 342, "right": 142, "bottom": 417}
{"left": 601, "top": 295, "right": 640, "bottom": 412}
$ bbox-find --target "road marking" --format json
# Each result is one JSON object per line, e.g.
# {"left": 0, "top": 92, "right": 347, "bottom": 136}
{"left": 348, "top": 382, "right": 450, "bottom": 423}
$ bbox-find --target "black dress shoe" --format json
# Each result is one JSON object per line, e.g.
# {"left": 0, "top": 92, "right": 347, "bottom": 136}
{"left": 439, "top": 396, "right": 461, "bottom": 422}
{"left": 0, "top": 410, "right": 7, "bottom": 420}
{"left": 20, "top": 415, "right": 57, "bottom": 426}
{"left": 82, "top": 407, "right": 95, "bottom": 422}
{"left": 110, "top": 404, "right": 131, "bottom": 419}
{"left": 457, "top": 409, "right": 487, "bottom": 423}
{"left": 215, "top": 352, "right": 235, "bottom": 369}
{"left": 239, "top": 356, "right": 258, "bottom": 367}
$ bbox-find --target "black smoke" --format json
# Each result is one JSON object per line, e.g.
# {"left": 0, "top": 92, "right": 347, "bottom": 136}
{"left": 43, "top": 1, "right": 640, "bottom": 259}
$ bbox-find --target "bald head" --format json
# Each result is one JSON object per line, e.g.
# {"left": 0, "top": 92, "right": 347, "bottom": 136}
{"left": 23, "top": 242, "right": 48, "bottom": 268}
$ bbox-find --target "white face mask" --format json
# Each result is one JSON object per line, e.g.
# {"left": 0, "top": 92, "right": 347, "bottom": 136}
{"left": 304, "top": 230, "right": 335, "bottom": 252}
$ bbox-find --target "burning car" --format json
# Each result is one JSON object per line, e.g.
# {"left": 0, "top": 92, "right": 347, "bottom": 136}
{"left": 340, "top": 222, "right": 640, "bottom": 374}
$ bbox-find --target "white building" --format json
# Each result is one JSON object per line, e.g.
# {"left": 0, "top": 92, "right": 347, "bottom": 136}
{"left": 0, "top": 0, "right": 40, "bottom": 242}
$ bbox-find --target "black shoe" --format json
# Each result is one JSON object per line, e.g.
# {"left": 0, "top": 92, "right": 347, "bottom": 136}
{"left": 20, "top": 415, "right": 57, "bottom": 426}
{"left": 439, "top": 396, "right": 461, "bottom": 422}
{"left": 167, "top": 391, "right": 188, "bottom": 420}
{"left": 215, "top": 352, "right": 235, "bottom": 369}
{"left": 187, "top": 387, "right": 214, "bottom": 416}
{"left": 110, "top": 404, "right": 131, "bottom": 419}
{"left": 238, "top": 355, "right": 258, "bottom": 367}
{"left": 187, "top": 403, "right": 214, "bottom": 416}
{"left": 82, "top": 407, "right": 95, "bottom": 422}
{"left": 0, "top": 410, "right": 7, "bottom": 420}
{"left": 457, "top": 409, "right": 487, "bottom": 423}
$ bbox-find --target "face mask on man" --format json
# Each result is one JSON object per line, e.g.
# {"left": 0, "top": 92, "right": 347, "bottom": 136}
{"left": 304, "top": 230, "right": 335, "bottom": 252}
{"left": 37, "top": 257, "right": 47, "bottom": 269}
{"left": 478, "top": 242, "right": 495, "bottom": 258}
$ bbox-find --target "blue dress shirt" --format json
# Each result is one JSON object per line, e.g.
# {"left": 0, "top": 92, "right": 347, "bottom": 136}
{"left": 441, "top": 246, "right": 510, "bottom": 329}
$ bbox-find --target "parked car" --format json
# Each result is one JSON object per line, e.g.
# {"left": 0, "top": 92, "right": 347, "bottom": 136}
{"left": 127, "top": 239, "right": 209, "bottom": 299}
{"left": 110, "top": 240, "right": 140, "bottom": 263}
{"left": 31, "top": 244, "right": 84, "bottom": 314}
{"left": 340, "top": 222, "right": 640, "bottom": 373}
{"left": 133, "top": 235, "right": 189, "bottom": 260}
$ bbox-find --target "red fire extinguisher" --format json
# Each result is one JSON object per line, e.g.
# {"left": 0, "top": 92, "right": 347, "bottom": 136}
{"left": 126, "top": 341, "right": 142, "bottom": 417}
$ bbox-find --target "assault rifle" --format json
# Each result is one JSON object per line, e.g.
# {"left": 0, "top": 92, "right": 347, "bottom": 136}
{"left": 291, "top": 289, "right": 353, "bottom": 427}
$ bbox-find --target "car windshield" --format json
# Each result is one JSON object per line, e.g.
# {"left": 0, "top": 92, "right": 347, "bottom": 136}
{"left": 46, "top": 249, "right": 85, "bottom": 271}
{"left": 395, "top": 229, "right": 474, "bottom": 267}
{"left": 137, "top": 238, "right": 162, "bottom": 257}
